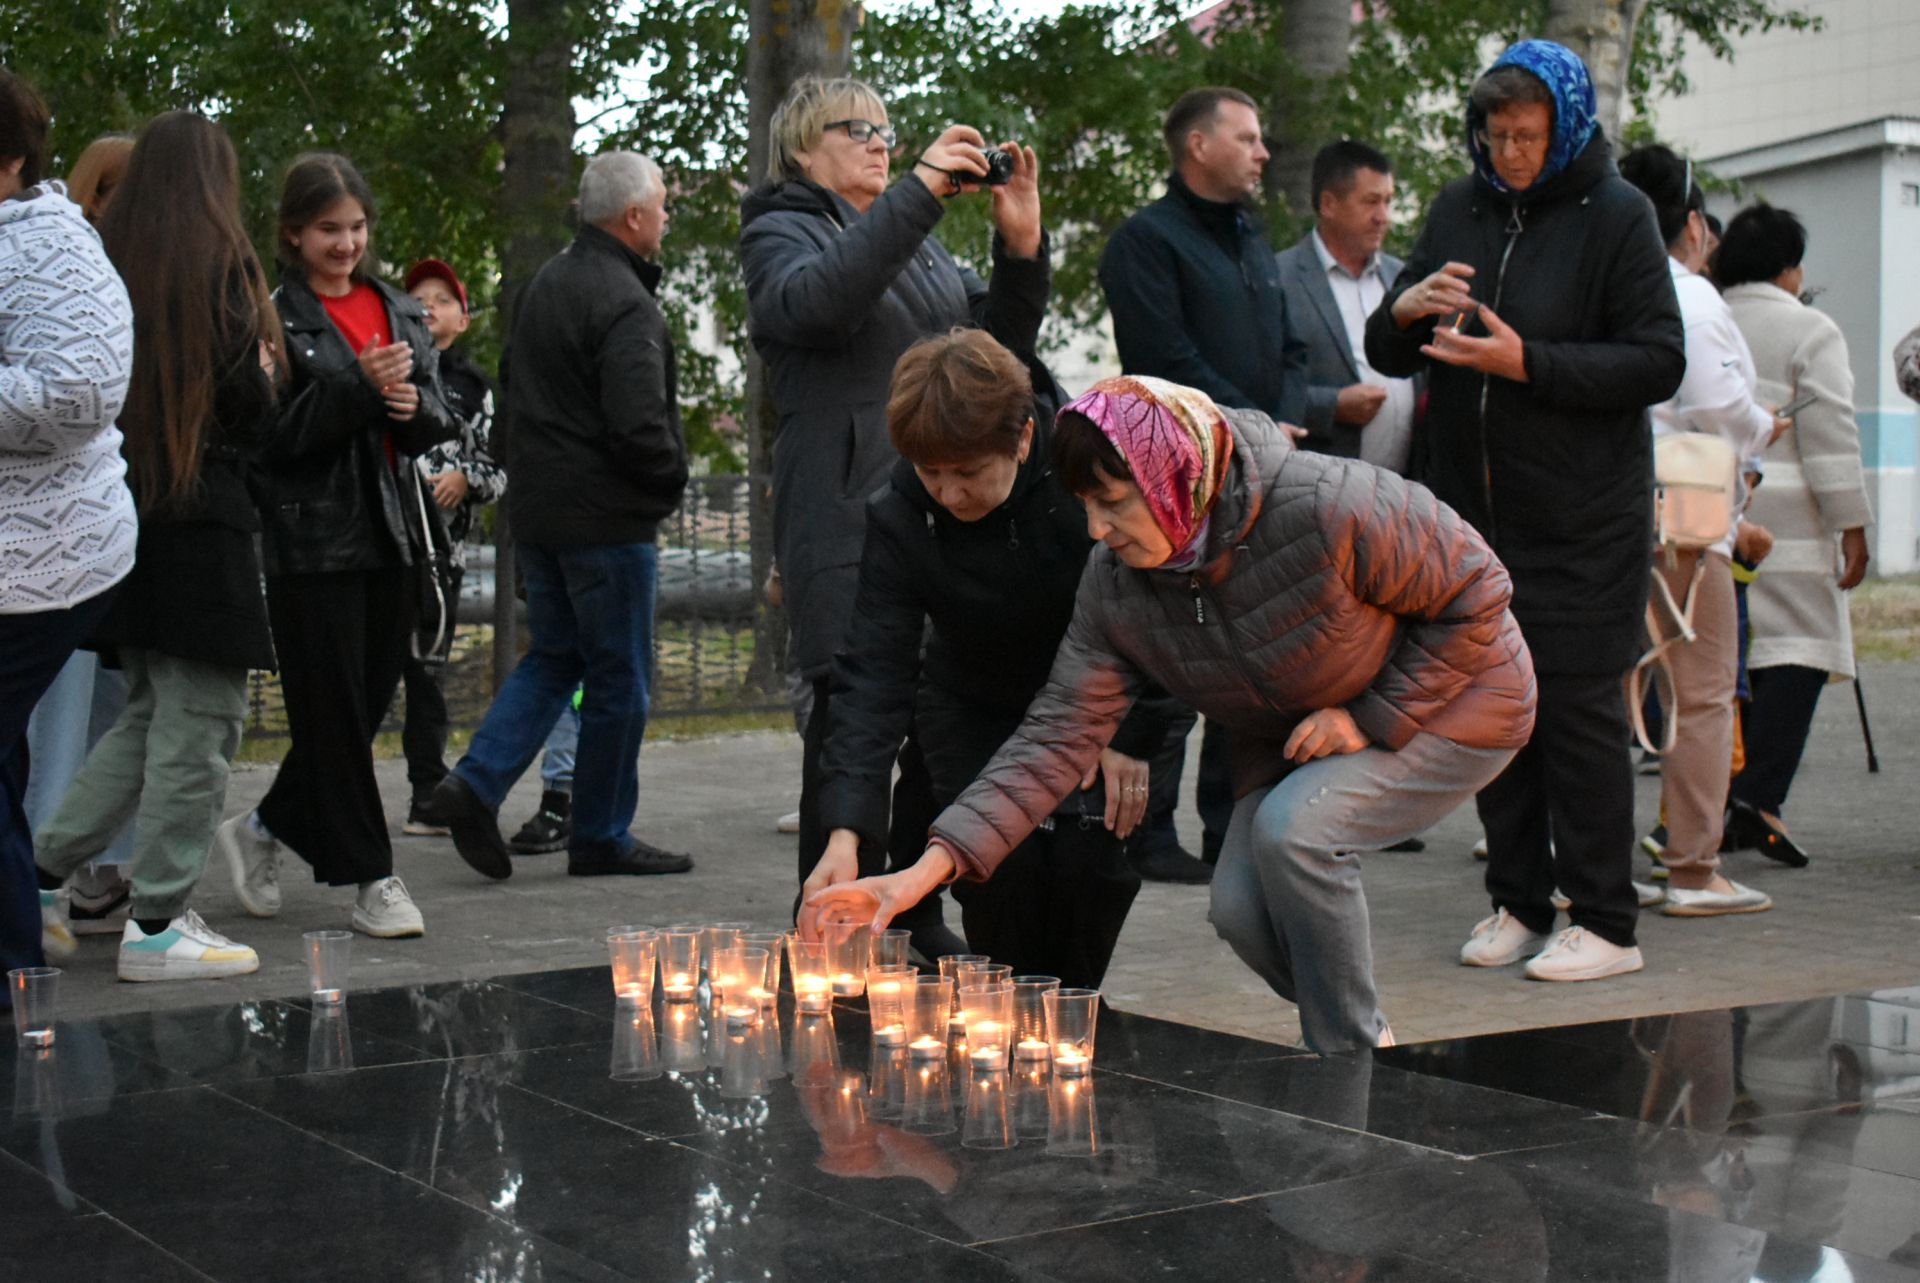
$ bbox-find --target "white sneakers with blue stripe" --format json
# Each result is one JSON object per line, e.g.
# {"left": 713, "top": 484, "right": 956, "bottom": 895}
{"left": 118, "top": 910, "right": 259, "bottom": 982}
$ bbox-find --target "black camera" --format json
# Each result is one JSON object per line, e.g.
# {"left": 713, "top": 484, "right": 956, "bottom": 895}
{"left": 980, "top": 146, "right": 1015, "bottom": 186}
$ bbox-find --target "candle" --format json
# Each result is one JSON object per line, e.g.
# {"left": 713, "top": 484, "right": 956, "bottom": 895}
{"left": 1053, "top": 1048, "right": 1090, "bottom": 1077}
{"left": 1015, "top": 1037, "right": 1050, "bottom": 1061}
{"left": 970, "top": 1045, "right": 1007, "bottom": 1071}
{"left": 796, "top": 975, "right": 830, "bottom": 1013}
{"left": 748, "top": 986, "right": 774, "bottom": 1008}
{"left": 664, "top": 971, "right": 696, "bottom": 1000}
{"left": 831, "top": 971, "right": 862, "bottom": 997}
{"left": 614, "top": 982, "right": 644, "bottom": 1003}
{"left": 874, "top": 1023, "right": 907, "bottom": 1047}
{"left": 726, "top": 1004, "right": 757, "bottom": 1030}
{"left": 948, "top": 1014, "right": 969, "bottom": 1039}
{"left": 909, "top": 1035, "right": 944, "bottom": 1060}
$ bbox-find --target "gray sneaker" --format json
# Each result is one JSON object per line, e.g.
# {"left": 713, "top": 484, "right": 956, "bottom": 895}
{"left": 352, "top": 876, "right": 424, "bottom": 938}
{"left": 1662, "top": 880, "right": 1772, "bottom": 917}
{"left": 217, "top": 812, "right": 281, "bottom": 918}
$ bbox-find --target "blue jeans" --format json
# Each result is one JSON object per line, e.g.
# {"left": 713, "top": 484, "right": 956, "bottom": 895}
{"left": 453, "top": 542, "right": 656, "bottom": 856}
{"left": 540, "top": 697, "right": 580, "bottom": 790}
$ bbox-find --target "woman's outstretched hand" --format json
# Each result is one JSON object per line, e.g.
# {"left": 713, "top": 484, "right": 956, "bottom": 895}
{"left": 799, "top": 844, "right": 956, "bottom": 941}
{"left": 1080, "top": 747, "right": 1148, "bottom": 839}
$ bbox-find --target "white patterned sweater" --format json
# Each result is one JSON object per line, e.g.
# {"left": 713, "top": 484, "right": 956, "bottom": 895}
{"left": 0, "top": 183, "right": 136, "bottom": 614}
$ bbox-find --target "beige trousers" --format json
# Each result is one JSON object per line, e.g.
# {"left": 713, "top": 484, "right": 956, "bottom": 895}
{"left": 1650, "top": 550, "right": 1738, "bottom": 890}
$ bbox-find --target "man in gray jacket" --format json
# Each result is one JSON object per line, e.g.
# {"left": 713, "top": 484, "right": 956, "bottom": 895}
{"left": 1275, "top": 140, "right": 1419, "bottom": 473}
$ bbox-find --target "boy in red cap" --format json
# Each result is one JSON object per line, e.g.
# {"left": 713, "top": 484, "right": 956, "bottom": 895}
{"left": 400, "top": 258, "right": 505, "bottom": 835}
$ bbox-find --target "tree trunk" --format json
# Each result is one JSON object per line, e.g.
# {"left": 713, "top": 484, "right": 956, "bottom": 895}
{"left": 1264, "top": 0, "right": 1354, "bottom": 224}
{"left": 741, "top": 0, "right": 862, "bottom": 698}
{"left": 490, "top": 0, "right": 578, "bottom": 690}
{"left": 1544, "top": 0, "right": 1652, "bottom": 141}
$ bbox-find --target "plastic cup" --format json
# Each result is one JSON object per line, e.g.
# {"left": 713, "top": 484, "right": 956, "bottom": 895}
{"left": 661, "top": 927, "right": 702, "bottom": 1002}
{"left": 8, "top": 967, "right": 58, "bottom": 1050}
{"left": 958, "top": 983, "right": 1012, "bottom": 1073}
{"left": 865, "top": 963, "right": 915, "bottom": 1048}
{"left": 1046, "top": 1069, "right": 1100, "bottom": 1157}
{"left": 1012, "top": 976, "right": 1060, "bottom": 1061}
{"left": 962, "top": 1065, "right": 1015, "bottom": 1150}
{"left": 606, "top": 926, "right": 658, "bottom": 1005}
{"left": 302, "top": 932, "right": 351, "bottom": 1007}
{"left": 306, "top": 1004, "right": 353, "bottom": 1074}
{"left": 1044, "top": 987, "right": 1099, "bottom": 1076}
{"left": 869, "top": 928, "right": 911, "bottom": 969}
{"left": 610, "top": 1001, "right": 662, "bottom": 1082}
{"left": 739, "top": 931, "right": 788, "bottom": 990}
{"left": 788, "top": 938, "right": 832, "bottom": 1014}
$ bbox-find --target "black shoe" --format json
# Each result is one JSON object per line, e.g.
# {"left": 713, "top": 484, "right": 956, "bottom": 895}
{"left": 1723, "top": 798, "right": 1810, "bottom": 868}
{"left": 509, "top": 791, "right": 572, "bottom": 855}
{"left": 567, "top": 837, "right": 693, "bottom": 876}
{"left": 432, "top": 775, "right": 512, "bottom": 881}
{"left": 1200, "top": 830, "right": 1224, "bottom": 866}
{"left": 403, "top": 794, "right": 452, "bottom": 837}
{"left": 1129, "top": 843, "right": 1214, "bottom": 884}
{"left": 1382, "top": 836, "right": 1426, "bottom": 853}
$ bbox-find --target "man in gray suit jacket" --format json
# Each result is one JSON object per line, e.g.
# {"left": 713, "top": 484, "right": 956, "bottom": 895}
{"left": 1276, "top": 141, "right": 1420, "bottom": 472}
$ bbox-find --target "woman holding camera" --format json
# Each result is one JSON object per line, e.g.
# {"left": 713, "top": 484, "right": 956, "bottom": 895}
{"left": 740, "top": 75, "right": 1050, "bottom": 957}
{"left": 807, "top": 377, "right": 1535, "bottom": 1053}
{"left": 815, "top": 331, "right": 1172, "bottom": 987}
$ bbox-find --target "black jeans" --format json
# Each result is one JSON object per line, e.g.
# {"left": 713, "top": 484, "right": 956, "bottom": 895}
{"left": 1, "top": 589, "right": 120, "bottom": 988}
{"left": 1477, "top": 668, "right": 1638, "bottom": 948}
{"left": 1729, "top": 664, "right": 1828, "bottom": 817}
{"left": 258, "top": 569, "right": 413, "bottom": 886}
{"left": 400, "top": 567, "right": 463, "bottom": 799}
{"left": 796, "top": 677, "right": 946, "bottom": 934}
{"left": 950, "top": 813, "right": 1141, "bottom": 988}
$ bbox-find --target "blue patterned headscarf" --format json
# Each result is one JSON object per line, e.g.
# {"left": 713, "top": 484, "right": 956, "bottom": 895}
{"left": 1467, "top": 39, "right": 1598, "bottom": 194}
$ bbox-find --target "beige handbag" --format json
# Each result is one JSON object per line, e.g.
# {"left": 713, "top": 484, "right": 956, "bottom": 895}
{"left": 1630, "top": 431, "right": 1739, "bottom": 754}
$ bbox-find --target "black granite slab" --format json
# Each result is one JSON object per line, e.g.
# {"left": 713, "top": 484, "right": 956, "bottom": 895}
{"left": 8, "top": 974, "right": 1918, "bottom": 1283}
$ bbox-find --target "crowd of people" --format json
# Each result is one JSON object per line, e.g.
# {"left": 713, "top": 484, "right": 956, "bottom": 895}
{"left": 0, "top": 36, "right": 1878, "bottom": 1051}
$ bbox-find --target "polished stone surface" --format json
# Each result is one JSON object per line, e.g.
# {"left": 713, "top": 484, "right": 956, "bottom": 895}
{"left": 7, "top": 967, "right": 1918, "bottom": 1282}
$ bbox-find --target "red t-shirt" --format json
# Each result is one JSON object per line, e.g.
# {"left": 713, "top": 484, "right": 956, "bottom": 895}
{"left": 321, "top": 282, "right": 397, "bottom": 467}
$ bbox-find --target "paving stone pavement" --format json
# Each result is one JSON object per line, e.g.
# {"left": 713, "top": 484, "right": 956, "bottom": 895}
{"left": 53, "top": 660, "right": 1920, "bottom": 1048}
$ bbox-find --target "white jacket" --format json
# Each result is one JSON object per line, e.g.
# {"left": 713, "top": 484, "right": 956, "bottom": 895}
{"left": 0, "top": 182, "right": 136, "bottom": 614}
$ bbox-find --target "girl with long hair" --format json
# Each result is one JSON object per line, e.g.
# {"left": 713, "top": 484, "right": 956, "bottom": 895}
{"left": 213, "top": 151, "right": 454, "bottom": 939}
{"left": 30, "top": 111, "right": 274, "bottom": 979}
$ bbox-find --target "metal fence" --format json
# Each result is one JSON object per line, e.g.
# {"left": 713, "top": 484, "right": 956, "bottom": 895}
{"left": 243, "top": 475, "right": 782, "bottom": 739}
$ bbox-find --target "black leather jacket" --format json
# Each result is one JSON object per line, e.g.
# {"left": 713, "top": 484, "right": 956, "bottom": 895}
{"left": 259, "top": 272, "right": 456, "bottom": 577}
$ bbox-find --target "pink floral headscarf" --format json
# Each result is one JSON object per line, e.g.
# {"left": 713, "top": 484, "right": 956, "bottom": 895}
{"left": 1060, "top": 375, "right": 1235, "bottom": 567}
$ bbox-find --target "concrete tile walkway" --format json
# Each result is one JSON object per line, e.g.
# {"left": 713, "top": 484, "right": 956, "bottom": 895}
{"left": 53, "top": 661, "right": 1920, "bottom": 1049}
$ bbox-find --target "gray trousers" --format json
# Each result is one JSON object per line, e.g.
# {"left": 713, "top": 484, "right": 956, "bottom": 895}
{"left": 1208, "top": 732, "right": 1515, "bottom": 1054}
{"left": 35, "top": 649, "right": 247, "bottom": 921}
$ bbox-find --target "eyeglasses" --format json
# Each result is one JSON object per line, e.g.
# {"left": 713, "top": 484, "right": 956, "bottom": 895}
{"left": 825, "top": 119, "right": 897, "bottom": 148}
{"left": 1476, "top": 129, "right": 1549, "bottom": 155}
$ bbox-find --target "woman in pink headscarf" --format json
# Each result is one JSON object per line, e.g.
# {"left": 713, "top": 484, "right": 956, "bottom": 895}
{"left": 807, "top": 376, "right": 1537, "bottom": 1053}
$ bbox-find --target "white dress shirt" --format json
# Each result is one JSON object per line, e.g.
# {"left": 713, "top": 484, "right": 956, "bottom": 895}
{"left": 1311, "top": 230, "right": 1417, "bottom": 473}
{"left": 1653, "top": 257, "right": 1778, "bottom": 558}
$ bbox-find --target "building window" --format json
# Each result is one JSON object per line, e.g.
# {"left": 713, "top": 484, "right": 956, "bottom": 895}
{"left": 1901, "top": 183, "right": 1920, "bottom": 207}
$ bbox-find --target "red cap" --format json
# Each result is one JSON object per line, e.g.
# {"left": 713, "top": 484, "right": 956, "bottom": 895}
{"left": 404, "top": 258, "right": 468, "bottom": 314}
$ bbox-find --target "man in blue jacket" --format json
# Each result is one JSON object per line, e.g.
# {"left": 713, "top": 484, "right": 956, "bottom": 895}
{"left": 1098, "top": 86, "right": 1310, "bottom": 881}
{"left": 432, "top": 151, "right": 693, "bottom": 881}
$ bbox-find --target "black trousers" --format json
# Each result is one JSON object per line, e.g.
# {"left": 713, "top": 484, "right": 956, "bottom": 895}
{"left": 797, "top": 677, "right": 945, "bottom": 934}
{"left": 1139, "top": 706, "right": 1234, "bottom": 858}
{"left": 1729, "top": 664, "right": 1827, "bottom": 817}
{"left": 258, "top": 569, "right": 413, "bottom": 886}
{"left": 1477, "top": 668, "right": 1638, "bottom": 947}
{"left": 1, "top": 588, "right": 119, "bottom": 987}
{"left": 400, "top": 566, "right": 464, "bottom": 797}
{"left": 951, "top": 815, "right": 1141, "bottom": 988}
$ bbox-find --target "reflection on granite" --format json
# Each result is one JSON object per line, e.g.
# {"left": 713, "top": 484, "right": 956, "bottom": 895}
{"left": 5, "top": 971, "right": 1917, "bottom": 1281}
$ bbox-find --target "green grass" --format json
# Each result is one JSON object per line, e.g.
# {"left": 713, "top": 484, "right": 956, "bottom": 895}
{"left": 1853, "top": 574, "right": 1920, "bottom": 662}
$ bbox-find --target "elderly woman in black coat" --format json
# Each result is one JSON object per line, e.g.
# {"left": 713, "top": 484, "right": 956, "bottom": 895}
{"left": 740, "top": 74, "right": 1051, "bottom": 953}
{"left": 814, "top": 331, "right": 1171, "bottom": 987}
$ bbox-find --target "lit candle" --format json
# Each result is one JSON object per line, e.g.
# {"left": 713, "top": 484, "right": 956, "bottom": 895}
{"left": 831, "top": 971, "right": 862, "bottom": 997}
{"left": 614, "top": 982, "right": 644, "bottom": 1004}
{"left": 796, "top": 975, "right": 830, "bottom": 1013}
{"left": 1053, "top": 1048, "right": 1090, "bottom": 1077}
{"left": 748, "top": 986, "right": 774, "bottom": 1008}
{"left": 664, "top": 971, "right": 696, "bottom": 1000}
{"left": 1015, "top": 1037, "right": 1050, "bottom": 1061}
{"left": 874, "top": 1023, "right": 907, "bottom": 1047}
{"left": 726, "top": 1004, "right": 757, "bottom": 1030}
{"left": 970, "top": 1045, "right": 1006, "bottom": 1071}
{"left": 948, "top": 1014, "right": 969, "bottom": 1040}
{"left": 909, "top": 1035, "right": 944, "bottom": 1060}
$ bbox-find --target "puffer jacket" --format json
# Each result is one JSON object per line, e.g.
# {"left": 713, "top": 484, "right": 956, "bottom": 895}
{"left": 928, "top": 409, "right": 1537, "bottom": 882}
{"left": 740, "top": 175, "right": 1050, "bottom": 679}
{"left": 259, "top": 272, "right": 455, "bottom": 577}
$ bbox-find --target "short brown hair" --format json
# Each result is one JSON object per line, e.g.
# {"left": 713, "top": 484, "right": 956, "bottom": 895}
{"left": 66, "top": 134, "right": 133, "bottom": 222}
{"left": 1469, "top": 65, "right": 1553, "bottom": 119}
{"left": 1163, "top": 87, "right": 1258, "bottom": 167}
{"left": 0, "top": 68, "right": 51, "bottom": 189}
{"left": 888, "top": 330, "right": 1033, "bottom": 466}
{"left": 1050, "top": 410, "right": 1133, "bottom": 497}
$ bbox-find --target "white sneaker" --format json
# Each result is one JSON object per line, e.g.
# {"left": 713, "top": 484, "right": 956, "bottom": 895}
{"left": 1635, "top": 880, "right": 1667, "bottom": 908}
{"left": 1523, "top": 927, "right": 1644, "bottom": 982}
{"left": 39, "top": 889, "right": 77, "bottom": 961}
{"left": 1459, "top": 908, "right": 1549, "bottom": 967}
{"left": 1662, "top": 880, "right": 1772, "bottom": 917}
{"left": 775, "top": 809, "right": 800, "bottom": 835}
{"left": 352, "top": 876, "right": 424, "bottom": 938}
{"left": 117, "top": 910, "right": 259, "bottom": 982}
{"left": 217, "top": 812, "right": 281, "bottom": 918}
{"left": 1470, "top": 835, "right": 1488, "bottom": 860}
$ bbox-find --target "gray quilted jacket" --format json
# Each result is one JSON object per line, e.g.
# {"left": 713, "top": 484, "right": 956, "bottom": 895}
{"left": 929, "top": 408, "right": 1537, "bottom": 881}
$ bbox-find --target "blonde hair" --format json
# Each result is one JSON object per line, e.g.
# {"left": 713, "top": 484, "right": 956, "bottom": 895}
{"left": 67, "top": 134, "right": 134, "bottom": 222}
{"left": 767, "top": 75, "right": 887, "bottom": 184}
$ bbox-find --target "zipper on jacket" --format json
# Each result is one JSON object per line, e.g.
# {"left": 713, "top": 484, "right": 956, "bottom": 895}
{"left": 1007, "top": 514, "right": 1019, "bottom": 549}
{"left": 1475, "top": 202, "right": 1526, "bottom": 549}
{"left": 1188, "top": 574, "right": 1206, "bottom": 623}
